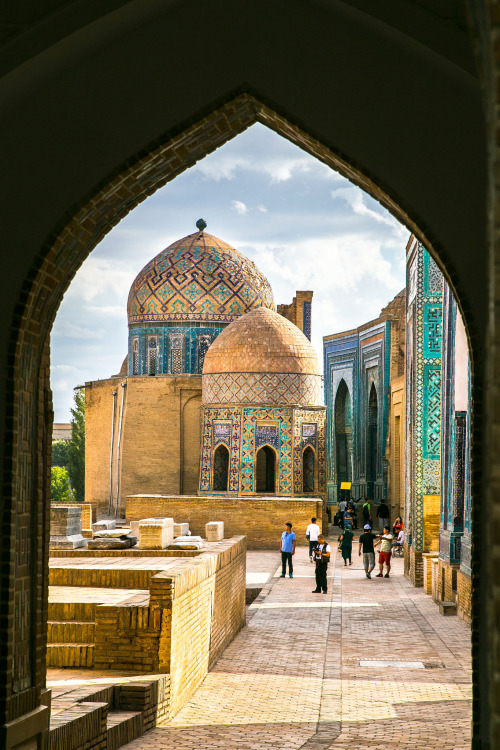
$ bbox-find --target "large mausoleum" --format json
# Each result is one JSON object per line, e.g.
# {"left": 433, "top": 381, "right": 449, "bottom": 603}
{"left": 200, "top": 307, "right": 326, "bottom": 497}
{"left": 85, "top": 222, "right": 318, "bottom": 517}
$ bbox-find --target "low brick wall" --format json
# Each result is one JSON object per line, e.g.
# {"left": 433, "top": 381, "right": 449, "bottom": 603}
{"left": 127, "top": 494, "right": 323, "bottom": 549}
{"left": 150, "top": 536, "right": 246, "bottom": 717}
{"left": 72, "top": 537, "right": 246, "bottom": 720}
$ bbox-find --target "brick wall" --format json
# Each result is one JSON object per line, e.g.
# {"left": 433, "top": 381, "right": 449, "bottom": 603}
{"left": 277, "top": 291, "right": 313, "bottom": 333}
{"left": 150, "top": 536, "right": 246, "bottom": 718}
{"left": 457, "top": 569, "right": 472, "bottom": 625}
{"left": 94, "top": 603, "right": 160, "bottom": 672}
{"left": 85, "top": 376, "right": 202, "bottom": 516}
{"left": 423, "top": 494, "right": 440, "bottom": 553}
{"left": 127, "top": 494, "right": 323, "bottom": 549}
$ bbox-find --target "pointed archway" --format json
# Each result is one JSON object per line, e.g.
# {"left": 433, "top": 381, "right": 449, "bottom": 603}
{"left": 213, "top": 444, "right": 229, "bottom": 492}
{"left": 256, "top": 446, "right": 276, "bottom": 493}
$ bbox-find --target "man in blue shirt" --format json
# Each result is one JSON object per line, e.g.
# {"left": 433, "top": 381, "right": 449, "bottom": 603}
{"left": 280, "top": 522, "right": 296, "bottom": 578}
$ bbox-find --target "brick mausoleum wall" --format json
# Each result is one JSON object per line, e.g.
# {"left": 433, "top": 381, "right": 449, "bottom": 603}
{"left": 150, "top": 536, "right": 246, "bottom": 718}
{"left": 457, "top": 569, "right": 472, "bottom": 625}
{"left": 127, "top": 495, "right": 323, "bottom": 549}
{"left": 437, "top": 559, "right": 458, "bottom": 603}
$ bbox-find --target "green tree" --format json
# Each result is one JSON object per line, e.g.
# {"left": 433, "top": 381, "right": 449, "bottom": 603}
{"left": 68, "top": 388, "right": 85, "bottom": 502}
{"left": 51, "top": 466, "right": 72, "bottom": 503}
{"left": 52, "top": 439, "right": 70, "bottom": 467}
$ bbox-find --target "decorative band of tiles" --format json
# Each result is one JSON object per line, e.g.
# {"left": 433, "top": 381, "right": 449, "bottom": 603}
{"left": 202, "top": 372, "right": 322, "bottom": 406}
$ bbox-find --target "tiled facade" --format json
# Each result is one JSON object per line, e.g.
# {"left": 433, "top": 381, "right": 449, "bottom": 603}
{"left": 323, "top": 291, "right": 405, "bottom": 506}
{"left": 200, "top": 308, "right": 326, "bottom": 501}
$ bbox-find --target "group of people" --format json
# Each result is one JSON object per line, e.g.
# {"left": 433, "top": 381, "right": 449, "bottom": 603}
{"left": 279, "top": 518, "right": 331, "bottom": 593}
{"left": 279, "top": 501, "right": 405, "bottom": 592}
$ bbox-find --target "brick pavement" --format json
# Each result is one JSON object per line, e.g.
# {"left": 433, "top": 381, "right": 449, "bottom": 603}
{"left": 90, "top": 541, "right": 473, "bottom": 749}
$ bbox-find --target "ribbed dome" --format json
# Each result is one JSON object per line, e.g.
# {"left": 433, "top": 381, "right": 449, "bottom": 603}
{"left": 203, "top": 307, "right": 321, "bottom": 375}
{"left": 127, "top": 230, "right": 275, "bottom": 324}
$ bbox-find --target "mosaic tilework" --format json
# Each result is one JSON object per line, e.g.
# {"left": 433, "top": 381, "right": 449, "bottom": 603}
{"left": 202, "top": 372, "right": 322, "bottom": 406}
{"left": 128, "top": 323, "right": 225, "bottom": 375}
{"left": 292, "top": 409, "right": 326, "bottom": 494}
{"left": 200, "top": 405, "right": 325, "bottom": 497}
{"left": 128, "top": 231, "right": 275, "bottom": 324}
{"left": 200, "top": 407, "right": 242, "bottom": 492}
{"left": 241, "top": 408, "right": 293, "bottom": 494}
{"left": 406, "top": 244, "right": 443, "bottom": 551}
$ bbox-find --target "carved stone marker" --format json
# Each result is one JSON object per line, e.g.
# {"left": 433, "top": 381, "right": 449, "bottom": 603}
{"left": 205, "top": 521, "right": 224, "bottom": 542}
{"left": 50, "top": 505, "right": 86, "bottom": 549}
{"left": 174, "top": 522, "right": 189, "bottom": 537}
{"left": 138, "top": 517, "right": 174, "bottom": 549}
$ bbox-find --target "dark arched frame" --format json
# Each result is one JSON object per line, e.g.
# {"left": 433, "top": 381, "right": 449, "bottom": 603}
{"left": 0, "top": 4, "right": 488, "bottom": 735}
{"left": 212, "top": 444, "right": 229, "bottom": 492}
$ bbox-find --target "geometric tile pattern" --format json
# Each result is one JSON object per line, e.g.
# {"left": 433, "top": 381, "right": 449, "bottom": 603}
{"left": 127, "top": 230, "right": 275, "bottom": 324}
{"left": 200, "top": 404, "right": 326, "bottom": 497}
{"left": 303, "top": 300, "right": 312, "bottom": 341}
{"left": 128, "top": 323, "right": 224, "bottom": 376}
{"left": 406, "top": 245, "right": 443, "bottom": 551}
{"left": 292, "top": 409, "right": 326, "bottom": 494}
{"left": 203, "top": 372, "right": 322, "bottom": 406}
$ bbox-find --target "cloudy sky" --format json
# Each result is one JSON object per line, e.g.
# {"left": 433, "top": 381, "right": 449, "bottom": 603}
{"left": 51, "top": 123, "right": 409, "bottom": 422}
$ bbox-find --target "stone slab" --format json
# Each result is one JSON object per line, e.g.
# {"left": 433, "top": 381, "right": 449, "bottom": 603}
{"left": 92, "top": 520, "right": 116, "bottom": 532}
{"left": 174, "top": 522, "right": 189, "bottom": 537}
{"left": 50, "top": 535, "right": 86, "bottom": 550}
{"left": 93, "top": 529, "right": 131, "bottom": 538}
{"left": 206, "top": 521, "right": 224, "bottom": 542}
{"left": 87, "top": 537, "right": 137, "bottom": 550}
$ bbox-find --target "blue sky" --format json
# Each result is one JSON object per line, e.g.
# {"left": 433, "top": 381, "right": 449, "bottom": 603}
{"left": 51, "top": 123, "right": 408, "bottom": 421}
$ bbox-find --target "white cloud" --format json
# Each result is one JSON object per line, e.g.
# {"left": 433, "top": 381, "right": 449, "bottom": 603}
{"left": 86, "top": 305, "right": 126, "bottom": 318}
{"left": 231, "top": 200, "right": 248, "bottom": 215}
{"left": 257, "top": 205, "right": 268, "bottom": 213}
{"left": 51, "top": 364, "right": 79, "bottom": 373}
{"left": 53, "top": 320, "right": 105, "bottom": 340}
{"left": 331, "top": 186, "right": 408, "bottom": 240}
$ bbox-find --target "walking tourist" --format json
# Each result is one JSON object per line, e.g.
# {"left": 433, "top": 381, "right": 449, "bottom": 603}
{"left": 393, "top": 515, "right": 404, "bottom": 536}
{"left": 375, "top": 525, "right": 394, "bottom": 578}
{"left": 339, "top": 527, "right": 354, "bottom": 566}
{"left": 362, "top": 499, "right": 372, "bottom": 529}
{"left": 312, "top": 533, "right": 331, "bottom": 593}
{"left": 343, "top": 506, "right": 353, "bottom": 531}
{"left": 358, "top": 523, "right": 377, "bottom": 578}
{"left": 376, "top": 498, "right": 390, "bottom": 533}
{"left": 338, "top": 497, "right": 347, "bottom": 529}
{"left": 306, "top": 517, "right": 321, "bottom": 562}
{"left": 280, "top": 522, "right": 296, "bottom": 578}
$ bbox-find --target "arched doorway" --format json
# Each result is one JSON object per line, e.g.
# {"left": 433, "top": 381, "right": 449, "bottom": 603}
{"left": 303, "top": 446, "right": 315, "bottom": 493}
{"left": 213, "top": 444, "right": 229, "bottom": 492}
{"left": 334, "top": 379, "right": 352, "bottom": 498}
{"left": 255, "top": 446, "right": 276, "bottom": 493}
{"left": 366, "top": 382, "right": 378, "bottom": 497}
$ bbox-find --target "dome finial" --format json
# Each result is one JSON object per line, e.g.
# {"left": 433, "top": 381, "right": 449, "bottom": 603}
{"left": 196, "top": 218, "right": 207, "bottom": 232}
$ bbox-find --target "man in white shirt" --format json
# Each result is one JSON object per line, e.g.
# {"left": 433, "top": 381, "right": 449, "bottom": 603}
{"left": 306, "top": 517, "right": 321, "bottom": 562}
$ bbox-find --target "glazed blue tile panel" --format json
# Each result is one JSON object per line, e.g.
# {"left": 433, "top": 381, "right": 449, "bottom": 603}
{"left": 422, "top": 365, "right": 441, "bottom": 460}
{"left": 423, "top": 304, "right": 442, "bottom": 358}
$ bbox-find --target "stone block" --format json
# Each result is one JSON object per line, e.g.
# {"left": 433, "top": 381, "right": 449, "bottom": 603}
{"left": 139, "top": 517, "right": 174, "bottom": 549}
{"left": 206, "top": 521, "right": 224, "bottom": 541}
{"left": 93, "top": 520, "right": 116, "bottom": 533}
{"left": 167, "top": 535, "right": 204, "bottom": 550}
{"left": 130, "top": 520, "right": 140, "bottom": 538}
{"left": 50, "top": 506, "right": 85, "bottom": 549}
{"left": 174, "top": 522, "right": 189, "bottom": 537}
{"left": 439, "top": 601, "right": 457, "bottom": 616}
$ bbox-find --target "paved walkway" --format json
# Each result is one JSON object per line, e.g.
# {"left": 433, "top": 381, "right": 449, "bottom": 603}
{"left": 120, "top": 543, "right": 472, "bottom": 750}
